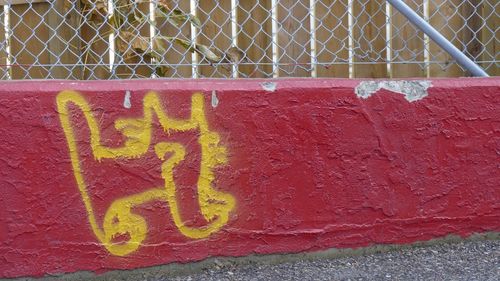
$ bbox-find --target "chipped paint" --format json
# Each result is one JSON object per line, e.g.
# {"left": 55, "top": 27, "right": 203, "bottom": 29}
{"left": 211, "top": 90, "right": 219, "bottom": 108}
{"left": 355, "top": 80, "right": 432, "bottom": 102}
{"left": 261, "top": 82, "right": 277, "bottom": 92}
{"left": 123, "top": 90, "right": 132, "bottom": 109}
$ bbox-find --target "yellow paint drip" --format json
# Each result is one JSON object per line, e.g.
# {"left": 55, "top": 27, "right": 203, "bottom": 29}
{"left": 57, "top": 91, "right": 235, "bottom": 256}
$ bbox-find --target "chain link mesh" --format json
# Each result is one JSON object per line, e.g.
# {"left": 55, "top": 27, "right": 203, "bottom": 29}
{"left": 0, "top": 0, "right": 497, "bottom": 79}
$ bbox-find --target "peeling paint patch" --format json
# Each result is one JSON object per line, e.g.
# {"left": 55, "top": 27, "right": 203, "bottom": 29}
{"left": 261, "top": 82, "right": 277, "bottom": 92}
{"left": 123, "top": 91, "right": 132, "bottom": 109}
{"left": 355, "top": 80, "right": 432, "bottom": 102}
{"left": 211, "top": 91, "right": 219, "bottom": 108}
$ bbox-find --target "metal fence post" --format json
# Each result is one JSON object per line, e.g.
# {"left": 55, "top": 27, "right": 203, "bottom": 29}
{"left": 386, "top": 0, "right": 489, "bottom": 77}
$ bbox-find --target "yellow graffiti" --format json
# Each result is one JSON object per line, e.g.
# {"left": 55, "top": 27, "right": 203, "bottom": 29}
{"left": 57, "top": 90, "right": 235, "bottom": 256}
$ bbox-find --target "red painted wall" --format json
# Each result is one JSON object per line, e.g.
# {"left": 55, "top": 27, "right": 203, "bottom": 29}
{"left": 0, "top": 78, "right": 499, "bottom": 278}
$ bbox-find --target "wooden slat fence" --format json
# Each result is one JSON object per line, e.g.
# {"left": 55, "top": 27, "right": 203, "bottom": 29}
{"left": 0, "top": 0, "right": 497, "bottom": 79}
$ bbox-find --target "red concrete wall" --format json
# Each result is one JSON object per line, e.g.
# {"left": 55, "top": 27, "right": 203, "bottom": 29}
{"left": 0, "top": 78, "right": 499, "bottom": 278}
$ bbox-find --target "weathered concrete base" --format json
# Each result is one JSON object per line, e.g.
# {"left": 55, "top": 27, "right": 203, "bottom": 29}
{"left": 4, "top": 232, "right": 498, "bottom": 281}
{"left": 1, "top": 78, "right": 498, "bottom": 278}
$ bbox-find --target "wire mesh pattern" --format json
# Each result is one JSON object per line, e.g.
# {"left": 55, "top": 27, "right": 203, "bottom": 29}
{"left": 0, "top": 0, "right": 498, "bottom": 80}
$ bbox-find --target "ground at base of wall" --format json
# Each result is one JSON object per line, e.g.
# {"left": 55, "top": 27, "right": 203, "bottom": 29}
{"left": 7, "top": 233, "right": 498, "bottom": 281}
{"left": 165, "top": 239, "right": 499, "bottom": 281}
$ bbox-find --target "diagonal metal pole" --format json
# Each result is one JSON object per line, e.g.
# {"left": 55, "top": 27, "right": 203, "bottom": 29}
{"left": 386, "top": 0, "right": 489, "bottom": 77}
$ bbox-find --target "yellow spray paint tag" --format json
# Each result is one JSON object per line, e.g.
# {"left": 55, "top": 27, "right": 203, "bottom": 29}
{"left": 57, "top": 91, "right": 235, "bottom": 256}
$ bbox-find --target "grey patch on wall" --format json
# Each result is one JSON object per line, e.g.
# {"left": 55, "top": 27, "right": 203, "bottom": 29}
{"left": 211, "top": 91, "right": 219, "bottom": 108}
{"left": 123, "top": 90, "right": 132, "bottom": 109}
{"left": 355, "top": 80, "right": 432, "bottom": 102}
{"left": 261, "top": 82, "right": 277, "bottom": 92}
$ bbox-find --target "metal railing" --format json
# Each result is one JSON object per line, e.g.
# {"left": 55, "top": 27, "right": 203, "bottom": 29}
{"left": 0, "top": 0, "right": 497, "bottom": 79}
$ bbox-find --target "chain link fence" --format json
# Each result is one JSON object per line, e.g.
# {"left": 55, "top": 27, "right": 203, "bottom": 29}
{"left": 0, "top": 0, "right": 498, "bottom": 80}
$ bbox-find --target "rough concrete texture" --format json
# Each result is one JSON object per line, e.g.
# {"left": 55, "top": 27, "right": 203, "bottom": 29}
{"left": 0, "top": 78, "right": 499, "bottom": 278}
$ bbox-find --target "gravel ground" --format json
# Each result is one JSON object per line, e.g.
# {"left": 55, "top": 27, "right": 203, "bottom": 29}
{"left": 149, "top": 240, "right": 499, "bottom": 281}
